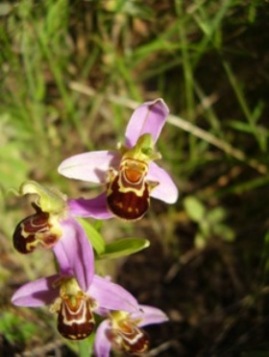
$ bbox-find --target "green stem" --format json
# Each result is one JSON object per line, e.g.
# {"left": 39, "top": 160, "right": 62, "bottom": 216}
{"left": 78, "top": 340, "right": 90, "bottom": 357}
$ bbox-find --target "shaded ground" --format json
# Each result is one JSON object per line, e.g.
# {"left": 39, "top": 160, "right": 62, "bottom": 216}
{"left": 118, "top": 243, "right": 269, "bottom": 356}
{"left": 117, "top": 189, "right": 269, "bottom": 357}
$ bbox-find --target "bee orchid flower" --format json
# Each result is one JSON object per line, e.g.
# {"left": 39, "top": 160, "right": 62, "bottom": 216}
{"left": 94, "top": 304, "right": 169, "bottom": 356}
{"left": 13, "top": 181, "right": 94, "bottom": 254}
{"left": 58, "top": 98, "right": 178, "bottom": 221}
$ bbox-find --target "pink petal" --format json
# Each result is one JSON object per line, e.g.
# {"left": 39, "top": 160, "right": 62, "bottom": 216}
{"left": 89, "top": 275, "right": 138, "bottom": 314}
{"left": 147, "top": 162, "right": 178, "bottom": 204}
{"left": 11, "top": 275, "right": 59, "bottom": 307}
{"left": 68, "top": 193, "right": 113, "bottom": 219}
{"left": 134, "top": 305, "right": 169, "bottom": 327}
{"left": 94, "top": 320, "right": 111, "bottom": 357}
{"left": 58, "top": 150, "right": 120, "bottom": 183}
{"left": 125, "top": 98, "right": 169, "bottom": 148}
{"left": 54, "top": 218, "right": 94, "bottom": 291}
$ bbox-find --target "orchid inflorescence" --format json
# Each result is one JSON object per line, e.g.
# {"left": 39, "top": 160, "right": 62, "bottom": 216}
{"left": 11, "top": 99, "right": 178, "bottom": 356}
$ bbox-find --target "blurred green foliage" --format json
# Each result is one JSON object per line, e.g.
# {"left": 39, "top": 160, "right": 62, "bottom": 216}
{"left": 0, "top": 311, "right": 37, "bottom": 345}
{"left": 183, "top": 195, "right": 235, "bottom": 248}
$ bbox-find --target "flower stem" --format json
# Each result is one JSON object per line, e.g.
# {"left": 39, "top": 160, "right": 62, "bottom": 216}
{"left": 78, "top": 340, "right": 90, "bottom": 357}
{"left": 78, "top": 336, "right": 94, "bottom": 357}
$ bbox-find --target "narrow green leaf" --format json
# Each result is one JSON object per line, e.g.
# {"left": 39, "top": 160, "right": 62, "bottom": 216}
{"left": 77, "top": 218, "right": 105, "bottom": 255}
{"left": 98, "top": 238, "right": 150, "bottom": 260}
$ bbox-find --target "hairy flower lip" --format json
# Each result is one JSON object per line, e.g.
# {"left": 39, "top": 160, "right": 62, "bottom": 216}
{"left": 49, "top": 277, "right": 96, "bottom": 340}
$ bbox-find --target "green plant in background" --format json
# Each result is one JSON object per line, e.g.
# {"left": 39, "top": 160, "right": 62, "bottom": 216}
{"left": 183, "top": 195, "right": 235, "bottom": 249}
{"left": 0, "top": 312, "right": 37, "bottom": 346}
